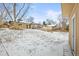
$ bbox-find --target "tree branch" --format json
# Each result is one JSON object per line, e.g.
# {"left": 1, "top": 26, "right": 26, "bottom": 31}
{"left": 3, "top": 3, "right": 13, "bottom": 21}
{"left": 19, "top": 4, "right": 30, "bottom": 20}
{"left": 16, "top": 3, "right": 25, "bottom": 19}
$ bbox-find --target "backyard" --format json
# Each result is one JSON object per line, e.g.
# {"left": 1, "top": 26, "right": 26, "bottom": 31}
{"left": 0, "top": 3, "right": 72, "bottom": 56}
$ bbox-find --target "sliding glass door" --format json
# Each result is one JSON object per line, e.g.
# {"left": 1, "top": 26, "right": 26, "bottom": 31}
{"left": 72, "top": 15, "right": 76, "bottom": 55}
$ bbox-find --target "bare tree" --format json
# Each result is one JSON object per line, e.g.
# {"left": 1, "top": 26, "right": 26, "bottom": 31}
{"left": 0, "top": 5, "right": 7, "bottom": 22}
{"left": 57, "top": 15, "right": 62, "bottom": 28}
{"left": 13, "top": 3, "right": 16, "bottom": 22}
{"left": 2, "top": 3, "right": 30, "bottom": 22}
{"left": 62, "top": 17, "right": 68, "bottom": 29}
{"left": 46, "top": 19, "right": 56, "bottom": 25}
{"left": 43, "top": 21, "right": 47, "bottom": 26}
{"left": 57, "top": 15, "right": 68, "bottom": 30}
{"left": 16, "top": 4, "right": 25, "bottom": 19}
{"left": 3, "top": 3, "right": 13, "bottom": 21}
{"left": 26, "top": 16, "right": 34, "bottom": 23}
{"left": 19, "top": 4, "right": 30, "bottom": 20}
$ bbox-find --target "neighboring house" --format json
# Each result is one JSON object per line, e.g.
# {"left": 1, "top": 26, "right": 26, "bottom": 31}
{"left": 0, "top": 20, "right": 43, "bottom": 29}
{"left": 41, "top": 24, "right": 57, "bottom": 32}
{"left": 31, "top": 23, "right": 43, "bottom": 29}
{"left": 62, "top": 3, "right": 79, "bottom": 56}
{"left": 47, "top": 24, "right": 56, "bottom": 30}
{"left": 8, "top": 21, "right": 43, "bottom": 29}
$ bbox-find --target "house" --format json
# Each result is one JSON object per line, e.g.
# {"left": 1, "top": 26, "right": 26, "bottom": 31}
{"left": 62, "top": 3, "right": 79, "bottom": 56}
{"left": 31, "top": 23, "right": 43, "bottom": 29}
{"left": 41, "top": 24, "right": 57, "bottom": 32}
{"left": 47, "top": 24, "right": 56, "bottom": 30}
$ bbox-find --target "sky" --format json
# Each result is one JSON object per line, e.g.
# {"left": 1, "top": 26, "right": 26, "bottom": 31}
{"left": 26, "top": 3, "right": 62, "bottom": 23}
{"left": 0, "top": 3, "right": 62, "bottom": 24}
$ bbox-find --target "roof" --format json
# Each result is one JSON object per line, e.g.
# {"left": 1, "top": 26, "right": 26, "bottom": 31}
{"left": 47, "top": 24, "right": 56, "bottom": 27}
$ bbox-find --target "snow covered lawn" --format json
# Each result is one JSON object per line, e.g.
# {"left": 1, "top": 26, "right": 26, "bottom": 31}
{"left": 0, "top": 28, "right": 72, "bottom": 56}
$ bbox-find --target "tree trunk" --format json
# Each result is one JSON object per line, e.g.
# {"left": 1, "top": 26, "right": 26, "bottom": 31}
{"left": 13, "top": 3, "right": 16, "bottom": 22}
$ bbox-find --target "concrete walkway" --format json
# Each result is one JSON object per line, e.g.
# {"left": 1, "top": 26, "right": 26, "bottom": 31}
{"left": 63, "top": 44, "right": 72, "bottom": 56}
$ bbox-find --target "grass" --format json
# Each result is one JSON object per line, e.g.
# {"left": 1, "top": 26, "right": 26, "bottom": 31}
{"left": 0, "top": 22, "right": 69, "bottom": 32}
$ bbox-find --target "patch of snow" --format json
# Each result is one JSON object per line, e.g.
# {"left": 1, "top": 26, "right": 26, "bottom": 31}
{"left": 0, "top": 28, "right": 72, "bottom": 56}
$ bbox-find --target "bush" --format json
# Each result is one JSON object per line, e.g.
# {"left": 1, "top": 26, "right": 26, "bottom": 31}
{"left": 66, "top": 25, "right": 69, "bottom": 31}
